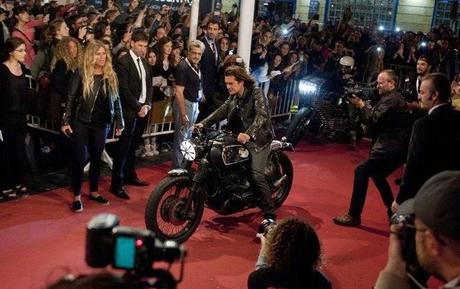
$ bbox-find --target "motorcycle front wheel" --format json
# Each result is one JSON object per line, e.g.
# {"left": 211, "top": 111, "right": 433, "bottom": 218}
{"left": 286, "top": 107, "right": 315, "bottom": 146}
{"left": 145, "top": 175, "right": 204, "bottom": 243}
{"left": 266, "top": 151, "right": 293, "bottom": 208}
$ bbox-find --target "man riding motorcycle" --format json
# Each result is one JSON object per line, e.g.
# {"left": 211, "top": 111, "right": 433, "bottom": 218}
{"left": 195, "top": 65, "right": 276, "bottom": 230}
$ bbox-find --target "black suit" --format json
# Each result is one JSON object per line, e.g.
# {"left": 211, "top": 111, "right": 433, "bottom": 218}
{"left": 348, "top": 90, "right": 412, "bottom": 218}
{"left": 396, "top": 104, "right": 460, "bottom": 204}
{"left": 198, "top": 36, "right": 220, "bottom": 120}
{"left": 111, "top": 52, "right": 153, "bottom": 190}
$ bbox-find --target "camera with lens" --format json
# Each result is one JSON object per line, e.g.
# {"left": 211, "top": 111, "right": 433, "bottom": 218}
{"left": 391, "top": 213, "right": 419, "bottom": 267}
{"left": 86, "top": 214, "right": 186, "bottom": 289}
{"left": 343, "top": 84, "right": 375, "bottom": 101}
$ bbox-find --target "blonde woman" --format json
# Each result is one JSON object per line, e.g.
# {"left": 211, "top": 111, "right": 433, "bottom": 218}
{"left": 61, "top": 40, "right": 124, "bottom": 212}
{"left": 49, "top": 36, "right": 81, "bottom": 125}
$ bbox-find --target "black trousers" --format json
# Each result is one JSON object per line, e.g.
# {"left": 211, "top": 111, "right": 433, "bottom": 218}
{"left": 348, "top": 153, "right": 405, "bottom": 218}
{"left": 111, "top": 116, "right": 146, "bottom": 189}
{"left": 70, "top": 120, "right": 108, "bottom": 196}
{"left": 248, "top": 143, "right": 276, "bottom": 220}
{"left": 0, "top": 123, "right": 27, "bottom": 190}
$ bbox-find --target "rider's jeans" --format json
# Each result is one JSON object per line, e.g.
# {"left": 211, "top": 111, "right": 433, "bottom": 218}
{"left": 247, "top": 142, "right": 276, "bottom": 220}
{"left": 172, "top": 99, "right": 200, "bottom": 169}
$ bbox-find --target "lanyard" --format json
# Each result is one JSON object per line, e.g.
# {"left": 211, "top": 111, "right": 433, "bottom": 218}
{"left": 185, "top": 58, "right": 201, "bottom": 81}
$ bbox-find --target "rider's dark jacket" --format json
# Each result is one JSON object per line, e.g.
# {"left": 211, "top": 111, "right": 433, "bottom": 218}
{"left": 200, "top": 85, "right": 274, "bottom": 148}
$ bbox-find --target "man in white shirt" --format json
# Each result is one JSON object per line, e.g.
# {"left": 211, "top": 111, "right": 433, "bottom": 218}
{"left": 111, "top": 29, "right": 152, "bottom": 199}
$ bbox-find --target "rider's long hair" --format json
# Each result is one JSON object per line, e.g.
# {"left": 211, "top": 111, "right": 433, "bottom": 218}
{"left": 265, "top": 218, "right": 322, "bottom": 284}
{"left": 224, "top": 65, "right": 255, "bottom": 88}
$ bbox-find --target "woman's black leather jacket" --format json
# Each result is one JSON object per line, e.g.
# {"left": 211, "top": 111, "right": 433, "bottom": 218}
{"left": 62, "top": 71, "right": 124, "bottom": 129}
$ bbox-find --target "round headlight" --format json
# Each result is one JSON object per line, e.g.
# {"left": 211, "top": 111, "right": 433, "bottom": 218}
{"left": 180, "top": 140, "right": 196, "bottom": 161}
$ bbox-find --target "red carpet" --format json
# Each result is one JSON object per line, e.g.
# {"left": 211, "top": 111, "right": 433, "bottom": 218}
{"left": 0, "top": 141, "right": 413, "bottom": 289}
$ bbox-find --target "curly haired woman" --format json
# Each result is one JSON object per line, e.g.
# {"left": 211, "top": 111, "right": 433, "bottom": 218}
{"left": 248, "top": 218, "right": 332, "bottom": 289}
{"left": 49, "top": 36, "right": 82, "bottom": 125}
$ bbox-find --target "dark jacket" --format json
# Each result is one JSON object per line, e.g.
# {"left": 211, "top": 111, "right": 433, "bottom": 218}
{"left": 248, "top": 267, "right": 332, "bottom": 289}
{"left": 200, "top": 86, "right": 274, "bottom": 148}
{"left": 199, "top": 36, "right": 220, "bottom": 99}
{"left": 360, "top": 89, "right": 411, "bottom": 158}
{"left": 396, "top": 104, "right": 460, "bottom": 203}
{"left": 117, "top": 53, "right": 153, "bottom": 120}
{"left": 62, "top": 71, "right": 124, "bottom": 129}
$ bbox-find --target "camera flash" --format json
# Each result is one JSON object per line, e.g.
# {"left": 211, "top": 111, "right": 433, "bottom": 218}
{"left": 378, "top": 25, "right": 384, "bottom": 31}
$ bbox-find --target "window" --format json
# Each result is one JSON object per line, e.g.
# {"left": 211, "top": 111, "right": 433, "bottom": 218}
{"left": 432, "top": 0, "right": 460, "bottom": 34}
{"left": 325, "top": 0, "right": 398, "bottom": 30}
{"left": 308, "top": 0, "right": 321, "bottom": 19}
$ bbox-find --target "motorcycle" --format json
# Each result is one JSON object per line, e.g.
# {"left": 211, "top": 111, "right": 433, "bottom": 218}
{"left": 144, "top": 128, "right": 294, "bottom": 243}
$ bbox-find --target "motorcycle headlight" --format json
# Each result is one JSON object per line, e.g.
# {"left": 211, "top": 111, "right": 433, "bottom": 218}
{"left": 180, "top": 140, "right": 196, "bottom": 161}
{"left": 299, "top": 80, "right": 317, "bottom": 95}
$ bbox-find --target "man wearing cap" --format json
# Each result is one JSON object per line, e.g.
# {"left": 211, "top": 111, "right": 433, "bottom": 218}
{"left": 375, "top": 170, "right": 460, "bottom": 289}
{"left": 391, "top": 73, "right": 460, "bottom": 213}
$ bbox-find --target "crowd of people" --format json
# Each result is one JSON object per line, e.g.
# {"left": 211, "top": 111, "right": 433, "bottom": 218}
{"left": 1, "top": 0, "right": 460, "bottom": 288}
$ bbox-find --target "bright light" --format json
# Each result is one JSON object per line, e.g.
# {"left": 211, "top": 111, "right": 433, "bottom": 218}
{"left": 420, "top": 41, "right": 427, "bottom": 47}
{"left": 378, "top": 25, "right": 384, "bottom": 31}
{"left": 376, "top": 46, "right": 383, "bottom": 52}
{"left": 395, "top": 27, "right": 401, "bottom": 32}
{"left": 282, "top": 28, "right": 289, "bottom": 35}
{"left": 299, "top": 81, "right": 317, "bottom": 95}
{"left": 136, "top": 239, "right": 143, "bottom": 247}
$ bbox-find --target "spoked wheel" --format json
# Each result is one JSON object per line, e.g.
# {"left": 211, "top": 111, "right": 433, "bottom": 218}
{"left": 265, "top": 152, "right": 293, "bottom": 208}
{"left": 145, "top": 175, "right": 204, "bottom": 243}
{"left": 286, "top": 107, "right": 313, "bottom": 146}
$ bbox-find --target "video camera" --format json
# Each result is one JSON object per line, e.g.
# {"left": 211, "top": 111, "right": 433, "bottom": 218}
{"left": 343, "top": 83, "right": 376, "bottom": 101}
{"left": 86, "top": 214, "right": 186, "bottom": 289}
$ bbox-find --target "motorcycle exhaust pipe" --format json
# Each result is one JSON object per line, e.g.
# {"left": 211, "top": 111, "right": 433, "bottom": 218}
{"left": 273, "top": 174, "right": 287, "bottom": 189}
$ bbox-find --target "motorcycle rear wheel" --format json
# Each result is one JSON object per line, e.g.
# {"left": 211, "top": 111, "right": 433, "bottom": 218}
{"left": 266, "top": 152, "right": 293, "bottom": 208}
{"left": 145, "top": 175, "right": 204, "bottom": 244}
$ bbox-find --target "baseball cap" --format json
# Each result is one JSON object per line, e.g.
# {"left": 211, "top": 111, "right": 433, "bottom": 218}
{"left": 398, "top": 171, "right": 460, "bottom": 240}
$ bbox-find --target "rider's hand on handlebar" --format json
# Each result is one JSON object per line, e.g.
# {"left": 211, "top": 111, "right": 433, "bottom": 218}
{"left": 193, "top": 123, "right": 204, "bottom": 132}
{"left": 237, "top": 133, "right": 251, "bottom": 144}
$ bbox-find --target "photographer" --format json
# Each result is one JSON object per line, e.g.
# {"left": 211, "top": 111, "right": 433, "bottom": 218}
{"left": 375, "top": 171, "right": 460, "bottom": 289}
{"left": 248, "top": 218, "right": 331, "bottom": 289}
{"left": 334, "top": 69, "right": 411, "bottom": 226}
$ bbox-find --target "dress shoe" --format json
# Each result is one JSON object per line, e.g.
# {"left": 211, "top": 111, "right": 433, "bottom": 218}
{"left": 124, "top": 177, "right": 149, "bottom": 186}
{"left": 110, "top": 188, "right": 130, "bottom": 200}
{"left": 333, "top": 214, "right": 361, "bottom": 227}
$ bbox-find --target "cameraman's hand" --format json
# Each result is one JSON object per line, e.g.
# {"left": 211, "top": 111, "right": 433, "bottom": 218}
{"left": 383, "top": 224, "right": 407, "bottom": 279}
{"left": 391, "top": 201, "right": 399, "bottom": 214}
{"left": 348, "top": 95, "right": 365, "bottom": 108}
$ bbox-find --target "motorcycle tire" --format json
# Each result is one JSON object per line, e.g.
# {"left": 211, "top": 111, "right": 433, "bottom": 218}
{"left": 145, "top": 175, "right": 204, "bottom": 244}
{"left": 286, "top": 107, "right": 315, "bottom": 147}
{"left": 267, "top": 151, "right": 293, "bottom": 209}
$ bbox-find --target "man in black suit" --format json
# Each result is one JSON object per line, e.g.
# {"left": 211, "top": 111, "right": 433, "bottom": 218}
{"left": 333, "top": 70, "right": 412, "bottom": 226}
{"left": 197, "top": 18, "right": 220, "bottom": 121}
{"left": 111, "top": 29, "right": 152, "bottom": 199}
{"left": 391, "top": 73, "right": 460, "bottom": 213}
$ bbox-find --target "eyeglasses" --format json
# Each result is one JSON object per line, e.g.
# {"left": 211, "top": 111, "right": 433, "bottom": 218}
{"left": 405, "top": 223, "right": 447, "bottom": 246}
{"left": 15, "top": 48, "right": 26, "bottom": 53}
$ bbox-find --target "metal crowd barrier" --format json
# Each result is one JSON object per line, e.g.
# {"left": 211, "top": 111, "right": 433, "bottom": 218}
{"left": 258, "top": 78, "right": 300, "bottom": 119}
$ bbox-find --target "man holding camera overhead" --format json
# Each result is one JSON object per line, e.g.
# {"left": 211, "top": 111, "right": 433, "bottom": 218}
{"left": 333, "top": 69, "right": 411, "bottom": 227}
{"left": 375, "top": 171, "right": 460, "bottom": 289}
